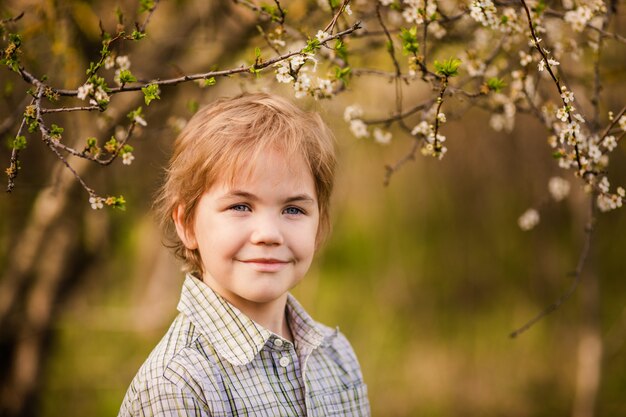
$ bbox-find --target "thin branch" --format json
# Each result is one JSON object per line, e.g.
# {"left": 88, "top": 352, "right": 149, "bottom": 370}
{"left": 384, "top": 139, "right": 421, "bottom": 186}
{"left": 510, "top": 194, "right": 597, "bottom": 338}
{"left": 519, "top": 0, "right": 583, "bottom": 170}
{"left": 40, "top": 105, "right": 101, "bottom": 114}
{"left": 49, "top": 22, "right": 362, "bottom": 96}
{"left": 324, "top": 0, "right": 351, "bottom": 34}
{"left": 599, "top": 105, "right": 626, "bottom": 141}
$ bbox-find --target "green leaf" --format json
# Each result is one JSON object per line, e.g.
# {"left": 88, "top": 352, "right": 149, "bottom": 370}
{"left": 334, "top": 40, "right": 348, "bottom": 62}
{"left": 486, "top": 77, "right": 506, "bottom": 92}
{"left": 131, "top": 30, "right": 146, "bottom": 40}
{"left": 50, "top": 124, "right": 64, "bottom": 140}
{"left": 118, "top": 69, "right": 137, "bottom": 84}
{"left": 399, "top": 27, "right": 419, "bottom": 56}
{"left": 302, "top": 38, "right": 321, "bottom": 54}
{"left": 203, "top": 77, "right": 216, "bottom": 87}
{"left": 141, "top": 84, "right": 160, "bottom": 105}
{"left": 139, "top": 0, "right": 155, "bottom": 13}
{"left": 334, "top": 66, "right": 351, "bottom": 85}
{"left": 12, "top": 135, "right": 27, "bottom": 150}
{"left": 434, "top": 57, "right": 461, "bottom": 77}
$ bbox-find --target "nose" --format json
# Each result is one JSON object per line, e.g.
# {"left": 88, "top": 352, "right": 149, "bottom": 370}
{"left": 249, "top": 213, "right": 284, "bottom": 246}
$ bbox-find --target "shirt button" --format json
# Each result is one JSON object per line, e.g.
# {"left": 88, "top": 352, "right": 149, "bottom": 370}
{"left": 273, "top": 338, "right": 284, "bottom": 347}
{"left": 279, "top": 356, "right": 290, "bottom": 367}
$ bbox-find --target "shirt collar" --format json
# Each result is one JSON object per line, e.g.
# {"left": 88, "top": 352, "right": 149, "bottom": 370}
{"left": 177, "top": 274, "right": 335, "bottom": 366}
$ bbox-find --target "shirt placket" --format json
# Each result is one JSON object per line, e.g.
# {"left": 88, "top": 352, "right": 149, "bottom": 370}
{"left": 270, "top": 336, "right": 304, "bottom": 416}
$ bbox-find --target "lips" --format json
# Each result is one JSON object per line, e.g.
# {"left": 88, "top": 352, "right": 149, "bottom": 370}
{"left": 239, "top": 258, "right": 290, "bottom": 272}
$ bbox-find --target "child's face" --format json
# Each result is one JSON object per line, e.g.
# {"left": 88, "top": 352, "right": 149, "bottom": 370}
{"left": 174, "top": 149, "right": 319, "bottom": 310}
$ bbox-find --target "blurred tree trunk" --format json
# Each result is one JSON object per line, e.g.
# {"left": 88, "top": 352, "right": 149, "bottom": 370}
{"left": 0, "top": 2, "right": 257, "bottom": 415}
{"left": 572, "top": 271, "right": 602, "bottom": 417}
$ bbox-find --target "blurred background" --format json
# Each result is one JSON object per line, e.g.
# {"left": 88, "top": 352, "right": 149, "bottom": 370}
{"left": 1, "top": 1, "right": 625, "bottom": 416}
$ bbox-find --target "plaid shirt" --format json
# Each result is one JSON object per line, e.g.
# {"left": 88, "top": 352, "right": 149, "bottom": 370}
{"left": 118, "top": 275, "right": 370, "bottom": 416}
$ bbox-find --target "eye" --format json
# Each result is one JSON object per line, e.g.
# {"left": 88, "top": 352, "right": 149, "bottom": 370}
{"left": 283, "top": 206, "right": 304, "bottom": 215}
{"left": 229, "top": 204, "right": 251, "bottom": 212}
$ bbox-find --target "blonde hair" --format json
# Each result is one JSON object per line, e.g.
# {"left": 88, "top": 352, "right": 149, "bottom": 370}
{"left": 154, "top": 92, "right": 336, "bottom": 274}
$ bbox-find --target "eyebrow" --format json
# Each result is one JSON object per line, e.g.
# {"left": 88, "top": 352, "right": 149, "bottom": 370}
{"left": 219, "top": 190, "right": 316, "bottom": 204}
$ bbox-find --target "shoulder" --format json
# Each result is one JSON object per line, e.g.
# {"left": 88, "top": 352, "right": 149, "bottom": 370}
{"left": 118, "top": 314, "right": 216, "bottom": 416}
{"left": 315, "top": 322, "right": 365, "bottom": 381}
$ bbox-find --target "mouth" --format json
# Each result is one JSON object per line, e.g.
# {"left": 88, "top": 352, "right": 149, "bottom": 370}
{"left": 238, "top": 258, "right": 290, "bottom": 272}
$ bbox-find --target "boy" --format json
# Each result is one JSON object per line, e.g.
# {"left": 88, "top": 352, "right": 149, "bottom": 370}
{"left": 118, "top": 93, "right": 370, "bottom": 416}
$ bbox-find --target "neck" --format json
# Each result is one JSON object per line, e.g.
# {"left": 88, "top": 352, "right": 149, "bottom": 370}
{"left": 201, "top": 276, "right": 293, "bottom": 340}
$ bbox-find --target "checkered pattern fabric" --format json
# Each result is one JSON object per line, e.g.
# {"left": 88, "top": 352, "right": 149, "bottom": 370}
{"left": 118, "top": 274, "right": 370, "bottom": 416}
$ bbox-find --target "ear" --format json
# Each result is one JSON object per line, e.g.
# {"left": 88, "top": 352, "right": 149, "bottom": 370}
{"left": 172, "top": 204, "right": 198, "bottom": 250}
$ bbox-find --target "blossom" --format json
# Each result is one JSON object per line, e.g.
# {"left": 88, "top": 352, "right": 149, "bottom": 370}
{"left": 122, "top": 152, "right": 135, "bottom": 165}
{"left": 104, "top": 55, "right": 115, "bottom": 69}
{"left": 538, "top": 60, "right": 546, "bottom": 72}
{"left": 437, "top": 112, "right": 447, "bottom": 123}
{"left": 548, "top": 177, "right": 570, "bottom": 201}
{"left": 349, "top": 119, "right": 369, "bottom": 138}
{"left": 564, "top": 6, "right": 593, "bottom": 32}
{"left": 115, "top": 55, "right": 131, "bottom": 70}
{"left": 518, "top": 208, "right": 540, "bottom": 231}
{"left": 556, "top": 106, "right": 569, "bottom": 122}
{"left": 293, "top": 73, "right": 311, "bottom": 98}
{"left": 94, "top": 86, "right": 109, "bottom": 103}
{"left": 597, "top": 193, "right": 623, "bottom": 212}
{"left": 598, "top": 176, "right": 610, "bottom": 193}
{"left": 603, "top": 135, "right": 617, "bottom": 152}
{"left": 619, "top": 115, "right": 626, "bottom": 131}
{"left": 344, "top": 4, "right": 352, "bottom": 15}
{"left": 89, "top": 196, "right": 104, "bottom": 210}
{"left": 343, "top": 105, "right": 363, "bottom": 122}
{"left": 77, "top": 83, "right": 94, "bottom": 100}
{"left": 519, "top": 51, "right": 532, "bottom": 66}
{"left": 315, "top": 30, "right": 330, "bottom": 43}
{"left": 411, "top": 121, "right": 430, "bottom": 136}
{"left": 380, "top": 0, "right": 394, "bottom": 5}
{"left": 560, "top": 87, "right": 574, "bottom": 103}
{"left": 373, "top": 128, "right": 392, "bottom": 145}
{"left": 134, "top": 114, "right": 147, "bottom": 126}
{"left": 315, "top": 78, "right": 333, "bottom": 98}
{"left": 275, "top": 62, "right": 293, "bottom": 83}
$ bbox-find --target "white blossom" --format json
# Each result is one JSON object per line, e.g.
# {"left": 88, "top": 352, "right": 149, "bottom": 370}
{"left": 115, "top": 55, "right": 131, "bottom": 70}
{"left": 560, "top": 87, "right": 574, "bottom": 103}
{"left": 134, "top": 115, "right": 147, "bottom": 127}
{"left": 556, "top": 106, "right": 569, "bottom": 122}
{"left": 104, "top": 55, "right": 115, "bottom": 69}
{"left": 603, "top": 135, "right": 617, "bottom": 152}
{"left": 315, "top": 30, "right": 330, "bottom": 43}
{"left": 122, "top": 152, "right": 135, "bottom": 165}
{"left": 597, "top": 193, "right": 623, "bottom": 212}
{"left": 598, "top": 176, "right": 610, "bottom": 193}
{"left": 89, "top": 196, "right": 104, "bottom": 210}
{"left": 77, "top": 83, "right": 94, "bottom": 100}
{"left": 619, "top": 115, "right": 626, "bottom": 131}
{"left": 564, "top": 6, "right": 593, "bottom": 32}
{"left": 344, "top": 4, "right": 352, "bottom": 15}
{"left": 519, "top": 51, "right": 532, "bottom": 66}
{"left": 437, "top": 112, "right": 447, "bottom": 123}
{"left": 411, "top": 120, "right": 430, "bottom": 136}
{"left": 373, "top": 128, "right": 392, "bottom": 145}
{"left": 344, "top": 105, "right": 363, "bottom": 122}
{"left": 350, "top": 119, "right": 369, "bottom": 138}
{"left": 518, "top": 208, "right": 540, "bottom": 231}
{"left": 548, "top": 177, "right": 570, "bottom": 201}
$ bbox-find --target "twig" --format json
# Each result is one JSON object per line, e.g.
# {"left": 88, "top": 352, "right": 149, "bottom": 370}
{"left": 384, "top": 139, "right": 420, "bottom": 186}
{"left": 49, "top": 22, "right": 362, "bottom": 96}
{"left": 519, "top": 0, "right": 583, "bottom": 171}
{"left": 324, "top": 0, "right": 351, "bottom": 34}
{"left": 510, "top": 194, "right": 597, "bottom": 338}
{"left": 41, "top": 106, "right": 101, "bottom": 114}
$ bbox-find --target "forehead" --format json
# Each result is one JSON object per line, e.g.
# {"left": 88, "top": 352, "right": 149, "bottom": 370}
{"left": 214, "top": 148, "right": 316, "bottom": 195}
